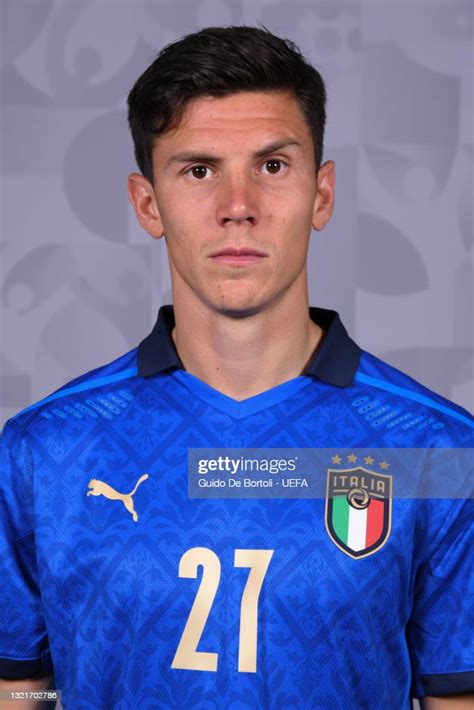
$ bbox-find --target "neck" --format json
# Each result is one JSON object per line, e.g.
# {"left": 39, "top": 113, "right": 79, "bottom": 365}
{"left": 171, "top": 287, "right": 323, "bottom": 401}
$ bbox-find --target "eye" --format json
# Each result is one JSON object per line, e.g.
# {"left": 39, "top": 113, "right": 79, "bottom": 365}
{"left": 262, "top": 159, "right": 285, "bottom": 175}
{"left": 187, "top": 165, "right": 210, "bottom": 180}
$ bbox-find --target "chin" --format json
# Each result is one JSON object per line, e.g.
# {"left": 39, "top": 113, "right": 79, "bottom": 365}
{"left": 211, "top": 296, "right": 267, "bottom": 319}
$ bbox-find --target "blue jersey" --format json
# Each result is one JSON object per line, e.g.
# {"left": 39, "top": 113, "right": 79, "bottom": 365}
{"left": 1, "top": 306, "right": 472, "bottom": 709}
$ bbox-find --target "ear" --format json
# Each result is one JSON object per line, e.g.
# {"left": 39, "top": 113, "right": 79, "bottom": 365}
{"left": 312, "top": 160, "right": 335, "bottom": 231}
{"left": 127, "top": 172, "right": 164, "bottom": 239}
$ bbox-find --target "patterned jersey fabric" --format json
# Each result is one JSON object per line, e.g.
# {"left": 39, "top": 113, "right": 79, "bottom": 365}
{"left": 1, "top": 306, "right": 472, "bottom": 709}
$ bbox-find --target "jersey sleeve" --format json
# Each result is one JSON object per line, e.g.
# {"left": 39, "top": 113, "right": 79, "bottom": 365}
{"left": 0, "top": 421, "right": 53, "bottom": 679}
{"left": 408, "top": 495, "right": 474, "bottom": 698}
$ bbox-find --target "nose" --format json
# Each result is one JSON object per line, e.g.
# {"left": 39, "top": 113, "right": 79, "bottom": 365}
{"left": 215, "top": 171, "right": 258, "bottom": 228}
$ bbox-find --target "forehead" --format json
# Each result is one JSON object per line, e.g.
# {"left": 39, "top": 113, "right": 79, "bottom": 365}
{"left": 155, "top": 91, "right": 312, "bottom": 155}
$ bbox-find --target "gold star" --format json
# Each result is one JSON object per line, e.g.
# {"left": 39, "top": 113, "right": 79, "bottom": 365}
{"left": 379, "top": 461, "right": 390, "bottom": 470}
{"left": 347, "top": 454, "right": 357, "bottom": 463}
{"left": 364, "top": 456, "right": 375, "bottom": 465}
{"left": 331, "top": 455, "right": 342, "bottom": 464}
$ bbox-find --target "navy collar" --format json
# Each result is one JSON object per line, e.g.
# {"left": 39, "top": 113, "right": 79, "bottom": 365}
{"left": 137, "top": 304, "right": 361, "bottom": 387}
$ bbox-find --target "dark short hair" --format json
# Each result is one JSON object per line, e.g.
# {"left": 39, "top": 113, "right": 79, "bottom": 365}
{"left": 127, "top": 25, "right": 327, "bottom": 183}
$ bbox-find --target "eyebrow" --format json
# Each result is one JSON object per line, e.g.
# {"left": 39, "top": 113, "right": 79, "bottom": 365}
{"left": 164, "top": 139, "right": 303, "bottom": 169}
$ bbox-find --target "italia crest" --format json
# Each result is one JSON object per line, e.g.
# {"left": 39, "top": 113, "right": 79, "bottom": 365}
{"left": 325, "top": 457, "right": 392, "bottom": 559}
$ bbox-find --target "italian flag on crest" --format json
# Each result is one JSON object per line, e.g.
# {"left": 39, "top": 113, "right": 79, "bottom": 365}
{"left": 325, "top": 467, "right": 392, "bottom": 559}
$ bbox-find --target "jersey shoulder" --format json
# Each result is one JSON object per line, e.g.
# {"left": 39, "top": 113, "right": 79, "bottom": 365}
{"left": 2, "top": 346, "right": 139, "bottom": 436}
{"left": 354, "top": 350, "right": 473, "bottom": 443}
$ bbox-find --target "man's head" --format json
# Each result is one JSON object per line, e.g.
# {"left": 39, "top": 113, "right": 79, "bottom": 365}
{"left": 127, "top": 25, "right": 327, "bottom": 184}
{"left": 127, "top": 26, "right": 335, "bottom": 319}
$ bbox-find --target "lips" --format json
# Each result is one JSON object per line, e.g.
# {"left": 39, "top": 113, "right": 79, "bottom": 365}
{"left": 209, "top": 246, "right": 268, "bottom": 267}
{"left": 209, "top": 247, "right": 267, "bottom": 257}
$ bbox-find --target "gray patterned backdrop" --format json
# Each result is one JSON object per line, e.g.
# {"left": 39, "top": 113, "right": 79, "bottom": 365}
{"left": 1, "top": 0, "right": 473, "bottom": 431}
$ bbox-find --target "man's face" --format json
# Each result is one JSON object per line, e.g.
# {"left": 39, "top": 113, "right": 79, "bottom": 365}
{"left": 132, "top": 91, "right": 334, "bottom": 317}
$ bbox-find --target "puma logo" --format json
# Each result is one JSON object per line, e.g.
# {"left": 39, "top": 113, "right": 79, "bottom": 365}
{"left": 87, "top": 474, "right": 149, "bottom": 522}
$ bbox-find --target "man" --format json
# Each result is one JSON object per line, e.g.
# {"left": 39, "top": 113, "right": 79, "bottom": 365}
{"left": 0, "top": 26, "right": 472, "bottom": 710}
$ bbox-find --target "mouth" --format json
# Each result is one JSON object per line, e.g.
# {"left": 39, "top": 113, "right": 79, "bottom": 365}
{"left": 209, "top": 247, "right": 268, "bottom": 267}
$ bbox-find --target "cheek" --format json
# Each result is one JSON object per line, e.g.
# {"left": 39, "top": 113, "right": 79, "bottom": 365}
{"left": 271, "top": 201, "right": 313, "bottom": 255}
{"left": 160, "top": 189, "right": 214, "bottom": 248}
{"left": 161, "top": 213, "right": 198, "bottom": 259}
{"left": 160, "top": 205, "right": 184, "bottom": 243}
{"left": 268, "top": 180, "right": 315, "bottom": 222}
{"left": 162, "top": 220, "right": 204, "bottom": 280}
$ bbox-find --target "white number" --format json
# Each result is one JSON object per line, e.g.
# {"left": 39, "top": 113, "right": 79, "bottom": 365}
{"left": 172, "top": 547, "right": 274, "bottom": 673}
{"left": 234, "top": 549, "right": 274, "bottom": 672}
{"left": 171, "top": 547, "right": 220, "bottom": 671}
